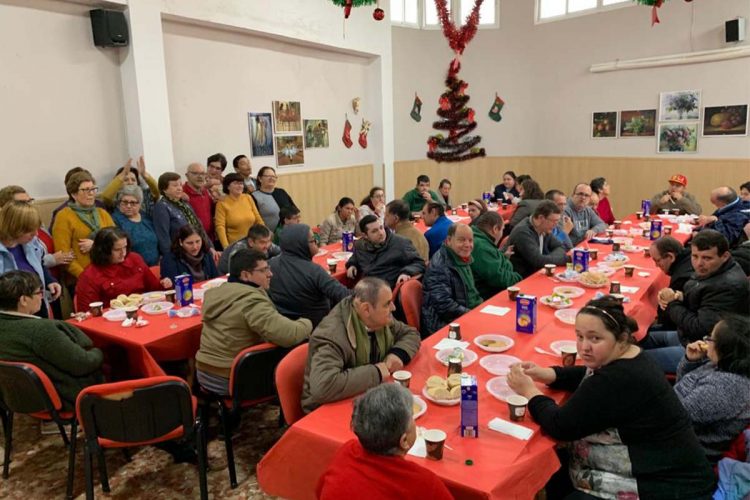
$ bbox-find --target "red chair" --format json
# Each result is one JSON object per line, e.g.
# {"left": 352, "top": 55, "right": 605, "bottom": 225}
{"left": 0, "top": 361, "right": 78, "bottom": 500}
{"left": 275, "top": 343, "right": 309, "bottom": 427}
{"left": 393, "top": 279, "right": 423, "bottom": 331}
{"left": 76, "top": 376, "right": 207, "bottom": 500}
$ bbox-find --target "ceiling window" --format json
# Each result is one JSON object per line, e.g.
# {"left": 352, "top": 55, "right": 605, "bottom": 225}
{"left": 537, "top": 0, "right": 630, "bottom": 23}
{"left": 391, "top": 0, "right": 420, "bottom": 26}
{"left": 393, "top": 0, "right": 499, "bottom": 29}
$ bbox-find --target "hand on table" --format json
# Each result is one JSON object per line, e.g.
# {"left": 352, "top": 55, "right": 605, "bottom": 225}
{"left": 160, "top": 278, "right": 173, "bottom": 289}
{"left": 507, "top": 364, "right": 544, "bottom": 399}
{"left": 78, "top": 239, "right": 93, "bottom": 254}
{"left": 685, "top": 341, "right": 707, "bottom": 362}
{"left": 517, "top": 361, "right": 557, "bottom": 384}
{"left": 47, "top": 282, "right": 62, "bottom": 301}
{"left": 384, "top": 353, "right": 403, "bottom": 373}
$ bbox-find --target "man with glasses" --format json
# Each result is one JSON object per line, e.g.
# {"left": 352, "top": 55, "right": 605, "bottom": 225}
{"left": 195, "top": 248, "right": 312, "bottom": 395}
{"left": 504, "top": 200, "right": 569, "bottom": 278}
{"left": 647, "top": 236, "right": 693, "bottom": 332}
{"left": 182, "top": 162, "right": 215, "bottom": 244}
{"left": 544, "top": 189, "right": 574, "bottom": 251}
{"left": 564, "top": 183, "right": 607, "bottom": 246}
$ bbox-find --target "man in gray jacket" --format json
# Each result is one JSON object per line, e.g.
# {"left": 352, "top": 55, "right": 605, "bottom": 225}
{"left": 301, "top": 277, "right": 421, "bottom": 414}
{"left": 564, "top": 183, "right": 607, "bottom": 246}
{"left": 504, "top": 201, "right": 569, "bottom": 278}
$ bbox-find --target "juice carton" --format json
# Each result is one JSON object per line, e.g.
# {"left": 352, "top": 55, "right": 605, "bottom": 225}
{"left": 460, "top": 374, "right": 478, "bottom": 438}
{"left": 515, "top": 294, "right": 537, "bottom": 334}
{"left": 174, "top": 274, "right": 194, "bottom": 306}
{"left": 641, "top": 199, "right": 651, "bottom": 215}
{"left": 572, "top": 249, "right": 590, "bottom": 273}
{"left": 650, "top": 219, "right": 663, "bottom": 240}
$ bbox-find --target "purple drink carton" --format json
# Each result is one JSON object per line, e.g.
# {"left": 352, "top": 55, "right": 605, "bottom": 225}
{"left": 342, "top": 231, "right": 354, "bottom": 252}
{"left": 174, "top": 274, "right": 194, "bottom": 306}
{"left": 515, "top": 294, "right": 537, "bottom": 334}
{"left": 460, "top": 374, "right": 478, "bottom": 438}
{"left": 641, "top": 199, "right": 651, "bottom": 215}
{"left": 650, "top": 219, "right": 663, "bottom": 240}
{"left": 572, "top": 249, "right": 590, "bottom": 273}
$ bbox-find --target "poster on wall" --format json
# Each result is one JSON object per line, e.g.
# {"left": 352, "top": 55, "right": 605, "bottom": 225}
{"left": 591, "top": 112, "right": 617, "bottom": 138}
{"left": 248, "top": 112, "right": 274, "bottom": 157}
{"left": 657, "top": 123, "right": 698, "bottom": 154}
{"left": 659, "top": 90, "right": 701, "bottom": 122}
{"left": 272, "top": 101, "right": 302, "bottom": 133}
{"left": 702, "top": 105, "right": 748, "bottom": 137}
{"left": 304, "top": 119, "right": 330, "bottom": 148}
{"left": 276, "top": 136, "right": 304, "bottom": 166}
{"left": 619, "top": 109, "right": 656, "bottom": 137}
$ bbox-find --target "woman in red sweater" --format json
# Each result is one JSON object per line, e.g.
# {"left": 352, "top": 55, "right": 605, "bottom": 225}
{"left": 75, "top": 227, "right": 172, "bottom": 311}
{"left": 591, "top": 177, "right": 615, "bottom": 226}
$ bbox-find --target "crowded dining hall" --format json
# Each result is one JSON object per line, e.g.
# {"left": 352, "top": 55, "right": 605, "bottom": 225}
{"left": 1, "top": 0, "right": 749, "bottom": 498}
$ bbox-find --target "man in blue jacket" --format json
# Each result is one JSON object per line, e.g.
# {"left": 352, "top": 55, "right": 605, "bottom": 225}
{"left": 422, "top": 202, "right": 453, "bottom": 258}
{"left": 696, "top": 186, "right": 750, "bottom": 248}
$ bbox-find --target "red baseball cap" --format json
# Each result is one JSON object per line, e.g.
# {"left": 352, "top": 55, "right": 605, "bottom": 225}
{"left": 668, "top": 174, "right": 687, "bottom": 187}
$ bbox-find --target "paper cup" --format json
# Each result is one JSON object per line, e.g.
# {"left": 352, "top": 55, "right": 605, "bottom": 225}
{"left": 423, "top": 429, "right": 447, "bottom": 460}
{"left": 507, "top": 286, "right": 520, "bottom": 301}
{"left": 664, "top": 226, "right": 673, "bottom": 236}
{"left": 326, "top": 259, "right": 338, "bottom": 273}
{"left": 560, "top": 346, "right": 577, "bottom": 367}
{"left": 635, "top": 211, "right": 643, "bottom": 220}
{"left": 392, "top": 370, "right": 411, "bottom": 388}
{"left": 624, "top": 265, "right": 635, "bottom": 277}
{"left": 544, "top": 264, "right": 556, "bottom": 276}
{"left": 88, "top": 302, "right": 103, "bottom": 317}
{"left": 613, "top": 220, "right": 622, "bottom": 229}
{"left": 643, "top": 247, "right": 651, "bottom": 258}
{"left": 588, "top": 248, "right": 598, "bottom": 260}
{"left": 507, "top": 395, "right": 528, "bottom": 422}
{"left": 164, "top": 290, "right": 176, "bottom": 304}
{"left": 124, "top": 306, "right": 138, "bottom": 320}
{"left": 609, "top": 281, "right": 621, "bottom": 294}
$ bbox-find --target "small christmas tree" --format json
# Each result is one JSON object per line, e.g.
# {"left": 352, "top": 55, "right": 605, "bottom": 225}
{"left": 427, "top": 73, "right": 485, "bottom": 162}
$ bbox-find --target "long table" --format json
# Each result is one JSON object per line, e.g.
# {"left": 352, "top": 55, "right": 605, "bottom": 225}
{"left": 256, "top": 215, "right": 692, "bottom": 499}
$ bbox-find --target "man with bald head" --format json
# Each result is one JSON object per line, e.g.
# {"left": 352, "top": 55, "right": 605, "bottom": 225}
{"left": 695, "top": 186, "right": 750, "bottom": 247}
{"left": 564, "top": 183, "right": 607, "bottom": 246}
{"left": 183, "top": 162, "right": 215, "bottom": 242}
{"left": 421, "top": 223, "right": 483, "bottom": 336}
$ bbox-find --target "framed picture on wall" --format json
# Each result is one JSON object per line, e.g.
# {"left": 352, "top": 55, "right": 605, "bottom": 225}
{"left": 702, "top": 105, "right": 748, "bottom": 137}
{"left": 619, "top": 109, "right": 656, "bottom": 137}
{"left": 304, "top": 119, "right": 329, "bottom": 148}
{"left": 248, "top": 112, "right": 274, "bottom": 157}
{"left": 591, "top": 112, "right": 617, "bottom": 138}
{"left": 659, "top": 90, "right": 701, "bottom": 122}
{"left": 276, "top": 135, "right": 304, "bottom": 166}
{"left": 272, "top": 101, "right": 302, "bottom": 133}
{"left": 657, "top": 122, "right": 698, "bottom": 153}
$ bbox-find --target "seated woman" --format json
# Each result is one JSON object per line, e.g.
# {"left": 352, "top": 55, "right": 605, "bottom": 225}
{"left": 318, "top": 197, "right": 357, "bottom": 245}
{"left": 112, "top": 185, "right": 160, "bottom": 266}
{"left": 675, "top": 314, "right": 750, "bottom": 461}
{"left": 100, "top": 157, "right": 159, "bottom": 216}
{"left": 493, "top": 170, "right": 519, "bottom": 203}
{"left": 0, "top": 270, "right": 103, "bottom": 410}
{"left": 358, "top": 187, "right": 385, "bottom": 224}
{"left": 507, "top": 296, "right": 715, "bottom": 499}
{"left": 508, "top": 179, "right": 545, "bottom": 228}
{"left": 75, "top": 227, "right": 171, "bottom": 311}
{"left": 215, "top": 173, "right": 265, "bottom": 249}
{"left": 590, "top": 177, "right": 616, "bottom": 226}
{"left": 316, "top": 383, "right": 452, "bottom": 500}
{"left": 466, "top": 198, "right": 488, "bottom": 224}
{"left": 160, "top": 224, "right": 220, "bottom": 282}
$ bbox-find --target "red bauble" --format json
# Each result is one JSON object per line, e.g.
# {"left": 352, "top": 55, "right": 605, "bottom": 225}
{"left": 373, "top": 8, "right": 385, "bottom": 21}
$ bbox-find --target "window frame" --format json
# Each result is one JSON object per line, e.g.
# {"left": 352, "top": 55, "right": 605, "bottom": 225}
{"left": 534, "top": 0, "right": 632, "bottom": 25}
{"left": 392, "top": 0, "right": 500, "bottom": 30}
{"left": 391, "top": 0, "right": 421, "bottom": 28}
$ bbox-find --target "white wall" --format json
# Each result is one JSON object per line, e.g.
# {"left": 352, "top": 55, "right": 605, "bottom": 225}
{"left": 392, "top": 0, "right": 750, "bottom": 161}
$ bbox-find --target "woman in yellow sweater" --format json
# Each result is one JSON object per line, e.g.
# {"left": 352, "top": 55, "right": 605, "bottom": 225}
{"left": 214, "top": 173, "right": 264, "bottom": 248}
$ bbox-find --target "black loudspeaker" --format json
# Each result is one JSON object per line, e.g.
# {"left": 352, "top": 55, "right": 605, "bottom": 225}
{"left": 90, "top": 9, "right": 129, "bottom": 47}
{"left": 725, "top": 18, "right": 746, "bottom": 43}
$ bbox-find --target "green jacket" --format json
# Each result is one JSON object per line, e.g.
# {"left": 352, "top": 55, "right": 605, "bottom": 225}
{"left": 470, "top": 225, "right": 522, "bottom": 300}
{"left": 402, "top": 188, "right": 442, "bottom": 213}
{"left": 0, "top": 313, "right": 103, "bottom": 410}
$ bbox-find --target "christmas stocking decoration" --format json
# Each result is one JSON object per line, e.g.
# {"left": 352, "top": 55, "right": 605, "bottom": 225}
{"left": 358, "top": 119, "right": 371, "bottom": 149}
{"left": 342, "top": 116, "right": 353, "bottom": 148}
{"left": 410, "top": 93, "right": 423, "bottom": 122}
{"left": 488, "top": 93, "right": 505, "bottom": 122}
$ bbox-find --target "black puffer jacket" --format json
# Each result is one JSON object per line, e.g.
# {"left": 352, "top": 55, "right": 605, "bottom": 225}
{"left": 345, "top": 231, "right": 425, "bottom": 288}
{"left": 656, "top": 248, "right": 694, "bottom": 327}
{"left": 421, "top": 246, "right": 470, "bottom": 337}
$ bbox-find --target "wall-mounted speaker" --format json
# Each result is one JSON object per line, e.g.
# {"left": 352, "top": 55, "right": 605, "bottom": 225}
{"left": 90, "top": 9, "right": 129, "bottom": 47}
{"left": 725, "top": 18, "right": 746, "bottom": 43}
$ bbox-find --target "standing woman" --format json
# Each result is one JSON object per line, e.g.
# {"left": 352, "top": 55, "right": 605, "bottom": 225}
{"left": 507, "top": 296, "right": 714, "bottom": 499}
{"left": 0, "top": 201, "right": 62, "bottom": 318}
{"left": 493, "top": 171, "right": 519, "bottom": 203}
{"left": 358, "top": 187, "right": 385, "bottom": 223}
{"left": 214, "top": 173, "right": 264, "bottom": 249}
{"left": 590, "top": 177, "right": 615, "bottom": 226}
{"left": 112, "top": 185, "right": 160, "bottom": 266}
{"left": 52, "top": 172, "right": 115, "bottom": 281}
{"left": 160, "top": 225, "right": 220, "bottom": 283}
{"left": 252, "top": 167, "right": 297, "bottom": 231}
{"left": 100, "top": 157, "right": 159, "bottom": 216}
{"left": 319, "top": 197, "right": 357, "bottom": 245}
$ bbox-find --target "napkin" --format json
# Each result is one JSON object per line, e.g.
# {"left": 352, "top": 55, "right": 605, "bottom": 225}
{"left": 676, "top": 223, "right": 693, "bottom": 234}
{"left": 620, "top": 286, "right": 639, "bottom": 294}
{"left": 488, "top": 417, "right": 534, "bottom": 440}
{"left": 480, "top": 305, "right": 511, "bottom": 317}
{"left": 407, "top": 428, "right": 428, "bottom": 457}
{"left": 433, "top": 338, "right": 470, "bottom": 351}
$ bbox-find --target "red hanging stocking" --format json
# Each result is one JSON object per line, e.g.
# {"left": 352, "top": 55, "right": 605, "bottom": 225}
{"left": 342, "top": 116, "right": 353, "bottom": 148}
{"left": 358, "top": 119, "right": 371, "bottom": 149}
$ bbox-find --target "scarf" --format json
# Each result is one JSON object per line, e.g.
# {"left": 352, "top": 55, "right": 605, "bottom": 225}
{"left": 69, "top": 203, "right": 101, "bottom": 237}
{"left": 446, "top": 246, "right": 483, "bottom": 309}
{"left": 182, "top": 251, "right": 206, "bottom": 282}
{"left": 350, "top": 308, "right": 394, "bottom": 368}
{"left": 166, "top": 197, "right": 202, "bottom": 233}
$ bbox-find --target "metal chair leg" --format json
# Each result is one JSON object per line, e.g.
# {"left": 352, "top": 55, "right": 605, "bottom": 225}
{"left": 66, "top": 420, "right": 78, "bottom": 500}
{"left": 84, "top": 442, "right": 94, "bottom": 500}
{"left": 1, "top": 410, "right": 12, "bottom": 479}
{"left": 195, "top": 421, "right": 208, "bottom": 500}
{"left": 56, "top": 420, "right": 70, "bottom": 447}
{"left": 97, "top": 448, "right": 110, "bottom": 493}
{"left": 219, "top": 403, "right": 237, "bottom": 488}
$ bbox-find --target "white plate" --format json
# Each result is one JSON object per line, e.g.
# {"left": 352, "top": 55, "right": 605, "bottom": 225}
{"left": 200, "top": 278, "right": 227, "bottom": 289}
{"left": 331, "top": 251, "right": 352, "bottom": 261}
{"left": 479, "top": 354, "right": 522, "bottom": 376}
{"left": 140, "top": 302, "right": 174, "bottom": 315}
{"left": 554, "top": 272, "right": 580, "bottom": 283}
{"left": 435, "top": 348, "right": 478, "bottom": 367}
{"left": 103, "top": 309, "right": 127, "bottom": 322}
{"left": 629, "top": 228, "right": 644, "bottom": 237}
{"left": 446, "top": 215, "right": 467, "bottom": 222}
{"left": 550, "top": 340, "right": 577, "bottom": 355}
{"left": 142, "top": 291, "right": 166, "bottom": 304}
{"left": 316, "top": 248, "right": 328, "bottom": 257}
{"left": 621, "top": 245, "right": 645, "bottom": 253}
{"left": 554, "top": 308, "right": 578, "bottom": 325}
{"left": 412, "top": 395, "right": 427, "bottom": 419}
{"left": 577, "top": 271, "right": 610, "bottom": 289}
{"left": 474, "top": 334, "right": 514, "bottom": 353}
{"left": 486, "top": 377, "right": 518, "bottom": 402}
{"left": 540, "top": 295, "right": 574, "bottom": 310}
{"left": 611, "top": 237, "right": 633, "bottom": 245}
{"left": 591, "top": 265, "right": 616, "bottom": 277}
{"left": 604, "top": 253, "right": 629, "bottom": 263}
{"left": 553, "top": 286, "right": 585, "bottom": 299}
{"left": 421, "top": 386, "right": 460, "bottom": 406}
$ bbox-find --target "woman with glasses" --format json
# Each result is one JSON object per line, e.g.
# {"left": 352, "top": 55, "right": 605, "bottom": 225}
{"left": 675, "top": 315, "right": 750, "bottom": 461}
{"left": 112, "top": 185, "right": 159, "bottom": 266}
{"left": 358, "top": 187, "right": 385, "bottom": 225}
{"left": 51, "top": 172, "right": 114, "bottom": 281}
{"left": 251, "top": 166, "right": 298, "bottom": 231}
{"left": 214, "top": 173, "right": 264, "bottom": 249}
{"left": 160, "top": 224, "right": 219, "bottom": 283}
{"left": 75, "top": 227, "right": 171, "bottom": 311}
{"left": 100, "top": 156, "right": 159, "bottom": 216}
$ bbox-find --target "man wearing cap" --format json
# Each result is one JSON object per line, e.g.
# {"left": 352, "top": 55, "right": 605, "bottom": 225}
{"left": 650, "top": 174, "right": 702, "bottom": 215}
{"left": 695, "top": 186, "right": 750, "bottom": 248}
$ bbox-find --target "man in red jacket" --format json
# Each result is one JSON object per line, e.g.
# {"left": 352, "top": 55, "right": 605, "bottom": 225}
{"left": 183, "top": 162, "right": 215, "bottom": 243}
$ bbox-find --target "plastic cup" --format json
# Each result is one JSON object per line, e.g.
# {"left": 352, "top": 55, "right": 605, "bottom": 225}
{"left": 624, "top": 265, "right": 635, "bottom": 277}
{"left": 613, "top": 220, "right": 622, "bottom": 229}
{"left": 671, "top": 208, "right": 681, "bottom": 216}
{"left": 643, "top": 213, "right": 651, "bottom": 222}
{"left": 560, "top": 346, "right": 577, "bottom": 367}
{"left": 507, "top": 395, "right": 528, "bottom": 422}
{"left": 461, "top": 203, "right": 468, "bottom": 210}
{"left": 643, "top": 247, "right": 651, "bottom": 258}
{"left": 544, "top": 264, "right": 556, "bottom": 276}
{"left": 164, "top": 290, "right": 176, "bottom": 304}
{"left": 124, "top": 306, "right": 138, "bottom": 320}
{"left": 609, "top": 281, "right": 621, "bottom": 294}
{"left": 612, "top": 242, "right": 621, "bottom": 252}
{"left": 661, "top": 209, "right": 670, "bottom": 215}
{"left": 451, "top": 209, "right": 457, "bottom": 215}
{"left": 664, "top": 226, "right": 673, "bottom": 236}
{"left": 326, "top": 259, "right": 338, "bottom": 273}
{"left": 507, "top": 286, "right": 520, "bottom": 301}
{"left": 588, "top": 248, "right": 598, "bottom": 260}
{"left": 635, "top": 211, "right": 643, "bottom": 220}
{"left": 642, "top": 229, "right": 650, "bottom": 238}
{"left": 88, "top": 302, "right": 103, "bottom": 317}
{"left": 424, "top": 429, "right": 447, "bottom": 460}
{"left": 392, "top": 370, "right": 411, "bottom": 388}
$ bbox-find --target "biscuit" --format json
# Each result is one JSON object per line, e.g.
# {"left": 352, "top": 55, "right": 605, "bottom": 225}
{"left": 426, "top": 375, "right": 446, "bottom": 389}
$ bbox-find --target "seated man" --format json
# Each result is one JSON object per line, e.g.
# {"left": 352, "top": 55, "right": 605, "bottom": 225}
{"left": 505, "top": 200, "right": 569, "bottom": 278}
{"left": 422, "top": 201, "right": 453, "bottom": 258}
{"left": 218, "top": 223, "right": 279, "bottom": 275}
{"left": 641, "top": 230, "right": 750, "bottom": 373}
{"left": 650, "top": 174, "right": 702, "bottom": 215}
{"left": 316, "top": 383, "right": 452, "bottom": 500}
{"left": 384, "top": 199, "right": 428, "bottom": 262}
{"left": 196, "top": 248, "right": 312, "bottom": 395}
{"left": 422, "top": 223, "right": 483, "bottom": 336}
{"left": 545, "top": 189, "right": 573, "bottom": 251}
{"left": 301, "top": 277, "right": 421, "bottom": 414}
{"left": 268, "top": 224, "right": 352, "bottom": 328}
{"left": 438, "top": 178, "right": 452, "bottom": 209}
{"left": 649, "top": 236, "right": 693, "bottom": 331}
{"left": 0, "top": 270, "right": 103, "bottom": 410}
{"left": 695, "top": 186, "right": 750, "bottom": 248}
{"left": 563, "top": 183, "right": 607, "bottom": 246}
{"left": 346, "top": 215, "right": 425, "bottom": 288}
{"left": 470, "top": 212, "right": 521, "bottom": 300}
{"left": 274, "top": 205, "right": 301, "bottom": 244}
{"left": 401, "top": 175, "right": 443, "bottom": 213}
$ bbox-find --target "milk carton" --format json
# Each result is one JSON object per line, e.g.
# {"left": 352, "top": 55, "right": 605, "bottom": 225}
{"left": 174, "top": 274, "right": 194, "bottom": 306}
{"left": 572, "top": 249, "right": 590, "bottom": 273}
{"left": 460, "top": 374, "right": 478, "bottom": 438}
{"left": 515, "top": 294, "right": 537, "bottom": 334}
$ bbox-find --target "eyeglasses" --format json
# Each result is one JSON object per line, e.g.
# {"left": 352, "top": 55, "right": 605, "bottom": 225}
{"left": 262, "top": 175, "right": 278, "bottom": 180}
{"left": 78, "top": 187, "right": 99, "bottom": 194}
{"left": 702, "top": 336, "right": 715, "bottom": 343}
{"left": 252, "top": 265, "right": 272, "bottom": 275}
{"left": 29, "top": 289, "right": 43, "bottom": 297}
{"left": 574, "top": 192, "right": 591, "bottom": 198}
{"left": 119, "top": 200, "right": 140, "bottom": 206}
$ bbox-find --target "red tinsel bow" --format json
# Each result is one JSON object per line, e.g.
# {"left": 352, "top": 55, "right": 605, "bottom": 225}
{"left": 434, "top": 0, "right": 484, "bottom": 55}
{"left": 468, "top": 109, "right": 475, "bottom": 123}
{"left": 652, "top": 0, "right": 663, "bottom": 25}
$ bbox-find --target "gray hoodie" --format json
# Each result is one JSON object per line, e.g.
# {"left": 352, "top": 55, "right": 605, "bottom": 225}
{"left": 564, "top": 199, "right": 607, "bottom": 246}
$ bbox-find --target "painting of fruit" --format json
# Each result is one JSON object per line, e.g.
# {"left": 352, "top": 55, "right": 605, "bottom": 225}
{"left": 657, "top": 123, "right": 698, "bottom": 153}
{"left": 659, "top": 90, "right": 701, "bottom": 121}
{"left": 703, "top": 105, "right": 748, "bottom": 137}
{"left": 591, "top": 111, "right": 617, "bottom": 138}
{"left": 620, "top": 109, "right": 656, "bottom": 137}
